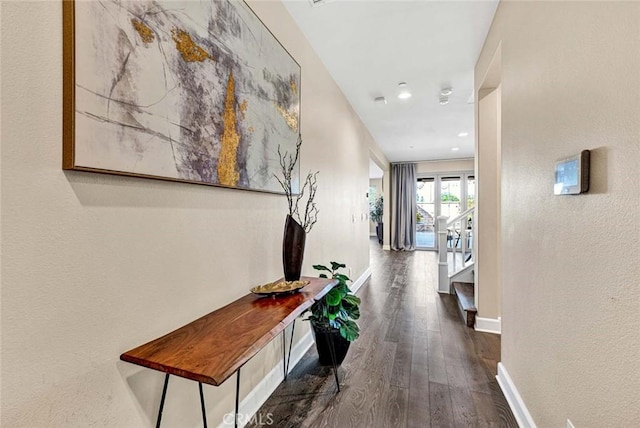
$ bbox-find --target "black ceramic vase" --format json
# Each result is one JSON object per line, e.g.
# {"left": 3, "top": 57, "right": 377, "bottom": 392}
{"left": 282, "top": 214, "right": 306, "bottom": 281}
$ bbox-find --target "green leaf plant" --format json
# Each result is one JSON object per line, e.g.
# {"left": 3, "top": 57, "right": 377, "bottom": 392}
{"left": 307, "top": 262, "right": 361, "bottom": 341}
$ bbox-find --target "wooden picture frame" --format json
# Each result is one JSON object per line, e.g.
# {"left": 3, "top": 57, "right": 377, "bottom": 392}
{"left": 63, "top": 0, "right": 301, "bottom": 194}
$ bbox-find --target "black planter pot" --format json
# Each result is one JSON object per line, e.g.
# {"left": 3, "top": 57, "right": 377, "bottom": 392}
{"left": 282, "top": 215, "right": 306, "bottom": 281}
{"left": 375, "top": 222, "right": 383, "bottom": 244}
{"left": 311, "top": 324, "right": 351, "bottom": 366}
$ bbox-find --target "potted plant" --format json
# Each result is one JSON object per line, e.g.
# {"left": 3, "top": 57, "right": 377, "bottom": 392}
{"left": 308, "top": 262, "right": 361, "bottom": 365}
{"left": 370, "top": 196, "right": 383, "bottom": 244}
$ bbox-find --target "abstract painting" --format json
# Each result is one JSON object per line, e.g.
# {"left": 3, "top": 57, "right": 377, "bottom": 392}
{"left": 63, "top": 0, "right": 301, "bottom": 193}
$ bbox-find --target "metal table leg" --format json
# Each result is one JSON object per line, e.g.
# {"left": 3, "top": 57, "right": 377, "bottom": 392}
{"left": 155, "top": 374, "right": 170, "bottom": 428}
{"left": 198, "top": 382, "right": 208, "bottom": 428}
{"left": 282, "top": 328, "right": 286, "bottom": 378}
{"left": 324, "top": 332, "right": 340, "bottom": 392}
{"left": 155, "top": 375, "right": 209, "bottom": 428}
{"left": 235, "top": 368, "right": 241, "bottom": 428}
{"left": 283, "top": 319, "right": 296, "bottom": 380}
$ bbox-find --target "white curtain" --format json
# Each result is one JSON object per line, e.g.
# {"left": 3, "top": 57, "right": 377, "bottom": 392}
{"left": 391, "top": 163, "right": 417, "bottom": 251}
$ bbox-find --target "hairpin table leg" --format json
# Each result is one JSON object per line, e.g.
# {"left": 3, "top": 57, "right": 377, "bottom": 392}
{"left": 198, "top": 382, "right": 208, "bottom": 428}
{"left": 284, "top": 319, "right": 296, "bottom": 380}
{"left": 155, "top": 374, "right": 170, "bottom": 428}
{"left": 235, "top": 368, "right": 241, "bottom": 428}
{"left": 325, "top": 333, "right": 340, "bottom": 392}
{"left": 282, "top": 330, "right": 286, "bottom": 378}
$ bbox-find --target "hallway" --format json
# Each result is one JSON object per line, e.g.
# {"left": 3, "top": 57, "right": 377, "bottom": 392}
{"left": 249, "top": 241, "right": 516, "bottom": 427}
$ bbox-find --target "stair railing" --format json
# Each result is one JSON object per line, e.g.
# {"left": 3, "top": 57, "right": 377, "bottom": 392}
{"left": 437, "top": 207, "right": 475, "bottom": 293}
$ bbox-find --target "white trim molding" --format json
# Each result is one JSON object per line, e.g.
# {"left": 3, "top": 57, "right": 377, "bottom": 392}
{"left": 382, "top": 244, "right": 391, "bottom": 251}
{"left": 474, "top": 316, "right": 501, "bottom": 334}
{"left": 496, "top": 362, "right": 537, "bottom": 428}
{"left": 351, "top": 266, "right": 372, "bottom": 294}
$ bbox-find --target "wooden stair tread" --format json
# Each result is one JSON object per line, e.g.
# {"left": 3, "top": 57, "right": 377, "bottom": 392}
{"left": 453, "top": 282, "right": 476, "bottom": 312}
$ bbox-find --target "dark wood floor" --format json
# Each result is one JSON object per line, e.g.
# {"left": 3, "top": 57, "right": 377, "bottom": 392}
{"left": 248, "top": 239, "right": 516, "bottom": 427}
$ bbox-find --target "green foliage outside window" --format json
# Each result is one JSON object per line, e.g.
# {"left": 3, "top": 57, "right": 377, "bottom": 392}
{"left": 441, "top": 193, "right": 460, "bottom": 202}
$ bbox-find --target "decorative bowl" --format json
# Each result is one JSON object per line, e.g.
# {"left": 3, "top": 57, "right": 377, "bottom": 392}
{"left": 250, "top": 280, "right": 309, "bottom": 296}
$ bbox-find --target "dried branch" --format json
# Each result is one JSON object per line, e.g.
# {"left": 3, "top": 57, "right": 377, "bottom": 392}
{"left": 274, "top": 135, "right": 319, "bottom": 233}
{"left": 302, "top": 172, "right": 319, "bottom": 233}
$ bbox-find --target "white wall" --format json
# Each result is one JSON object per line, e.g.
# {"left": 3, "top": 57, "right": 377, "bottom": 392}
{"left": 476, "top": 1, "right": 640, "bottom": 426}
{"left": 0, "top": 1, "right": 378, "bottom": 426}
{"left": 416, "top": 158, "right": 473, "bottom": 175}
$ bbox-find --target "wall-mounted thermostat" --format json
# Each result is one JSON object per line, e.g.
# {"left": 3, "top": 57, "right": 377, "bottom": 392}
{"left": 554, "top": 150, "right": 590, "bottom": 195}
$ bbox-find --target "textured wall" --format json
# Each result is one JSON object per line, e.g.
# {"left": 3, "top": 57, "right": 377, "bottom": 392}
{"left": 476, "top": 2, "right": 640, "bottom": 426}
{"left": 0, "top": 1, "right": 381, "bottom": 426}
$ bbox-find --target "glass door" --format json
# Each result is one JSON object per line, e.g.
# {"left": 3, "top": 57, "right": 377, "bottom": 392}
{"left": 415, "top": 172, "right": 474, "bottom": 251}
{"left": 416, "top": 177, "right": 436, "bottom": 249}
{"left": 467, "top": 175, "right": 475, "bottom": 210}
{"left": 465, "top": 175, "right": 475, "bottom": 251}
{"left": 440, "top": 176, "right": 463, "bottom": 249}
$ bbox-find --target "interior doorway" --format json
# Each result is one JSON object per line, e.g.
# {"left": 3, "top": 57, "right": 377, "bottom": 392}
{"left": 369, "top": 156, "right": 386, "bottom": 248}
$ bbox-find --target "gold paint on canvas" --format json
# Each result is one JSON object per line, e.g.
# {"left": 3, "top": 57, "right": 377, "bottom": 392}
{"left": 290, "top": 79, "right": 298, "bottom": 95}
{"left": 239, "top": 100, "right": 248, "bottom": 120}
{"left": 171, "top": 28, "right": 212, "bottom": 62}
{"left": 218, "top": 72, "right": 240, "bottom": 187}
{"left": 131, "top": 19, "right": 155, "bottom": 44}
{"left": 275, "top": 103, "right": 298, "bottom": 131}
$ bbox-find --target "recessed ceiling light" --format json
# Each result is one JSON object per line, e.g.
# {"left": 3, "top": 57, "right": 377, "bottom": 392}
{"left": 397, "top": 82, "right": 412, "bottom": 100}
{"left": 458, "top": 132, "right": 469, "bottom": 137}
{"left": 374, "top": 96, "right": 387, "bottom": 105}
{"left": 452, "top": 147, "right": 460, "bottom": 151}
{"left": 439, "top": 96, "right": 449, "bottom": 105}
{"left": 440, "top": 87, "right": 453, "bottom": 96}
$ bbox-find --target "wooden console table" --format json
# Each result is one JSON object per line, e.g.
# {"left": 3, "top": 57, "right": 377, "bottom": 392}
{"left": 121, "top": 276, "right": 338, "bottom": 427}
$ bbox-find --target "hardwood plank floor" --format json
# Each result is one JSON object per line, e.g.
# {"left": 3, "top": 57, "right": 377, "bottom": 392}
{"left": 248, "top": 239, "right": 517, "bottom": 428}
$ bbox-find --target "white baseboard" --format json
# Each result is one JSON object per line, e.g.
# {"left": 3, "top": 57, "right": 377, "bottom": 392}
{"left": 474, "top": 316, "right": 501, "bottom": 334}
{"left": 382, "top": 245, "right": 391, "bottom": 251}
{"left": 217, "top": 331, "right": 315, "bottom": 428}
{"left": 351, "top": 267, "right": 371, "bottom": 294}
{"left": 496, "top": 362, "right": 537, "bottom": 428}
{"left": 216, "top": 267, "right": 371, "bottom": 427}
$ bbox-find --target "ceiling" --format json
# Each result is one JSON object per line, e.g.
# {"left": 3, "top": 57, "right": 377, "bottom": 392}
{"left": 283, "top": 0, "right": 499, "bottom": 164}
